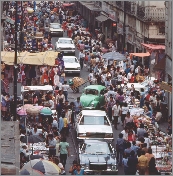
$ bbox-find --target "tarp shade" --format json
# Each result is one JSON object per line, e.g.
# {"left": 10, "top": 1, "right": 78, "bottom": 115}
{"left": 141, "top": 43, "right": 165, "bottom": 50}
{"left": 63, "top": 3, "right": 74, "bottom": 7}
{"left": 130, "top": 52, "right": 150, "bottom": 59}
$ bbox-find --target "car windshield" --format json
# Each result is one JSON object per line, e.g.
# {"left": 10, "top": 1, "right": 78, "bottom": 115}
{"left": 58, "top": 39, "right": 73, "bottom": 44}
{"left": 84, "top": 89, "right": 99, "bottom": 95}
{"left": 63, "top": 57, "right": 78, "bottom": 63}
{"left": 83, "top": 143, "right": 110, "bottom": 154}
{"left": 80, "top": 116, "right": 109, "bottom": 125}
{"left": 50, "top": 24, "right": 61, "bottom": 29}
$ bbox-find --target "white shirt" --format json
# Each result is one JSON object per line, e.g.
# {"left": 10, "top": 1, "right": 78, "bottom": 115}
{"left": 88, "top": 73, "right": 94, "bottom": 82}
{"left": 79, "top": 52, "right": 85, "bottom": 59}
{"left": 49, "top": 100, "right": 54, "bottom": 109}
{"left": 130, "top": 65, "right": 134, "bottom": 71}
{"left": 48, "top": 138, "right": 57, "bottom": 148}
{"left": 127, "top": 72, "right": 132, "bottom": 80}
{"left": 54, "top": 74, "right": 60, "bottom": 86}
{"left": 112, "top": 105, "right": 121, "bottom": 116}
{"left": 121, "top": 106, "right": 129, "bottom": 115}
{"left": 121, "top": 130, "right": 128, "bottom": 140}
{"left": 144, "top": 137, "right": 150, "bottom": 148}
{"left": 61, "top": 84, "right": 70, "bottom": 91}
{"left": 117, "top": 75, "right": 122, "bottom": 81}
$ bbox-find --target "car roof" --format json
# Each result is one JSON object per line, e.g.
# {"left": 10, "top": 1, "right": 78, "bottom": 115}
{"left": 58, "top": 37, "right": 72, "bottom": 40}
{"left": 84, "top": 139, "right": 108, "bottom": 144}
{"left": 84, "top": 85, "right": 106, "bottom": 90}
{"left": 50, "top": 23, "right": 61, "bottom": 25}
{"left": 63, "top": 56, "right": 76, "bottom": 59}
{"left": 82, "top": 110, "right": 106, "bottom": 116}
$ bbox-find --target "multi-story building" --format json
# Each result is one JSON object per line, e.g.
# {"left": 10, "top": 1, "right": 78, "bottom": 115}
{"left": 75, "top": 1, "right": 165, "bottom": 53}
{"left": 164, "top": 1, "right": 172, "bottom": 115}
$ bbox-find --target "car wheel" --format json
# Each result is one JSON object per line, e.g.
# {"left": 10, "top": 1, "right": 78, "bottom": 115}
{"left": 96, "top": 104, "right": 100, "bottom": 110}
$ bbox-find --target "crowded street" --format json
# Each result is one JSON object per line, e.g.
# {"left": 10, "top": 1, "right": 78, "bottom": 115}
{"left": 1, "top": 1, "right": 172, "bottom": 175}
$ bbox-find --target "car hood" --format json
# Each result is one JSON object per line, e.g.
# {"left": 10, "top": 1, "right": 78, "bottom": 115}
{"left": 50, "top": 28, "right": 63, "bottom": 32}
{"left": 80, "top": 94, "right": 97, "bottom": 107}
{"left": 56, "top": 43, "right": 75, "bottom": 48}
{"left": 79, "top": 154, "right": 116, "bottom": 165}
{"left": 78, "top": 125, "right": 112, "bottom": 133}
{"left": 64, "top": 62, "right": 80, "bottom": 68}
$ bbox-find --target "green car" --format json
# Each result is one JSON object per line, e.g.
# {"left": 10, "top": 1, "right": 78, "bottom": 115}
{"left": 80, "top": 85, "right": 106, "bottom": 109}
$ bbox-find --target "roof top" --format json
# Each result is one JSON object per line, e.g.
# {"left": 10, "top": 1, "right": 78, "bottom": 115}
{"left": 84, "top": 85, "right": 106, "bottom": 90}
{"left": 58, "top": 37, "right": 72, "bottom": 40}
{"left": 82, "top": 110, "right": 106, "bottom": 116}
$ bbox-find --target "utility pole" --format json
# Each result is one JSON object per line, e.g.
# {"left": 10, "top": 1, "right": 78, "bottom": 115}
{"left": 14, "top": 1, "right": 18, "bottom": 121}
{"left": 123, "top": 1, "right": 126, "bottom": 52}
{"left": 20, "top": 1, "right": 24, "bottom": 51}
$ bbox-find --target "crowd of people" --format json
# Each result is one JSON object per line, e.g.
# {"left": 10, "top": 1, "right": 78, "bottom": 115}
{"left": 1, "top": 1, "right": 172, "bottom": 175}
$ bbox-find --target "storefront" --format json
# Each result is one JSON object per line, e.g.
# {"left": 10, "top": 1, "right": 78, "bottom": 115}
{"left": 134, "top": 36, "right": 143, "bottom": 53}
{"left": 126, "top": 32, "right": 134, "bottom": 53}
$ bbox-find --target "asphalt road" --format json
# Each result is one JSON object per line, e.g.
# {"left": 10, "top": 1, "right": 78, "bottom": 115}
{"left": 50, "top": 10, "right": 124, "bottom": 175}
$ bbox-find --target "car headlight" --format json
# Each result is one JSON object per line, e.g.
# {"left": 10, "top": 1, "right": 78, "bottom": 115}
{"left": 90, "top": 103, "right": 95, "bottom": 107}
{"left": 105, "top": 133, "right": 113, "bottom": 138}
{"left": 78, "top": 133, "right": 86, "bottom": 137}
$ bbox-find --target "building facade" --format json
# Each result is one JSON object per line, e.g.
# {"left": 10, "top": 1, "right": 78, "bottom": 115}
{"left": 165, "top": 1, "right": 172, "bottom": 115}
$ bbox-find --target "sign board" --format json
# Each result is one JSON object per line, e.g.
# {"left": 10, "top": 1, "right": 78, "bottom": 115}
{"left": 159, "top": 82, "right": 172, "bottom": 93}
{"left": 102, "top": 2, "right": 117, "bottom": 21}
{"left": 117, "top": 22, "right": 123, "bottom": 34}
{"left": 9, "top": 83, "right": 21, "bottom": 96}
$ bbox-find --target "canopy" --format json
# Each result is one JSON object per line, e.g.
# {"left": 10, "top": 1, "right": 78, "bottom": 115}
{"left": 22, "top": 85, "right": 53, "bottom": 92}
{"left": 130, "top": 52, "right": 150, "bottom": 59}
{"left": 141, "top": 43, "right": 165, "bottom": 50}
{"left": 1, "top": 51, "right": 59, "bottom": 66}
{"left": 102, "top": 51, "right": 126, "bottom": 61}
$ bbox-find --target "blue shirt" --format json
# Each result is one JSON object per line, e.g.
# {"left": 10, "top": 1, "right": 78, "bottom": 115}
{"left": 131, "top": 145, "right": 140, "bottom": 155}
{"left": 122, "top": 158, "right": 128, "bottom": 167}
{"left": 74, "top": 169, "right": 85, "bottom": 175}
{"left": 125, "top": 68, "right": 131, "bottom": 75}
{"left": 74, "top": 101, "right": 82, "bottom": 112}
{"left": 58, "top": 117, "right": 64, "bottom": 132}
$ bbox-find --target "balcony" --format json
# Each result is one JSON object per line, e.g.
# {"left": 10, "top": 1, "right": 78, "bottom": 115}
{"left": 137, "top": 6, "right": 165, "bottom": 22}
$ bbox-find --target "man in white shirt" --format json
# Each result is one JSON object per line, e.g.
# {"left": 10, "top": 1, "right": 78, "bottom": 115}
{"left": 112, "top": 100, "right": 121, "bottom": 129}
{"left": 46, "top": 134, "right": 57, "bottom": 157}
{"left": 121, "top": 127, "right": 129, "bottom": 141}
{"left": 127, "top": 70, "right": 133, "bottom": 82}
{"left": 56, "top": 90, "right": 65, "bottom": 104}
{"left": 88, "top": 70, "right": 94, "bottom": 85}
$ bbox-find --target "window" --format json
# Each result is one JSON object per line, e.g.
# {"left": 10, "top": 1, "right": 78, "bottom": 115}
{"left": 80, "top": 116, "right": 109, "bottom": 125}
{"left": 159, "top": 26, "right": 165, "bottom": 34}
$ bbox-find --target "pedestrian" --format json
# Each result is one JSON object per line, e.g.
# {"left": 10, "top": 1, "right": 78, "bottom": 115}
{"left": 59, "top": 137, "right": 70, "bottom": 169}
{"left": 46, "top": 134, "right": 57, "bottom": 158}
{"left": 138, "top": 150, "right": 148, "bottom": 175}
{"left": 127, "top": 150, "right": 138, "bottom": 175}
{"left": 140, "top": 88, "right": 145, "bottom": 108}
{"left": 124, "top": 112, "right": 133, "bottom": 128}
{"left": 74, "top": 97, "right": 82, "bottom": 117}
{"left": 69, "top": 102, "right": 75, "bottom": 128}
{"left": 121, "top": 102, "right": 129, "bottom": 126}
{"left": 54, "top": 157, "right": 66, "bottom": 175}
{"left": 61, "top": 81, "right": 70, "bottom": 101}
{"left": 69, "top": 160, "right": 78, "bottom": 175}
{"left": 106, "top": 96, "right": 115, "bottom": 122}
{"left": 148, "top": 157, "right": 160, "bottom": 175}
{"left": 79, "top": 50, "right": 85, "bottom": 69}
{"left": 88, "top": 70, "right": 94, "bottom": 85}
{"left": 59, "top": 113, "right": 64, "bottom": 134}
{"left": 73, "top": 164, "right": 86, "bottom": 175}
{"left": 116, "top": 133, "right": 125, "bottom": 166}
{"left": 122, "top": 153, "right": 130, "bottom": 175}
{"left": 112, "top": 100, "right": 121, "bottom": 129}
{"left": 137, "top": 123, "right": 147, "bottom": 140}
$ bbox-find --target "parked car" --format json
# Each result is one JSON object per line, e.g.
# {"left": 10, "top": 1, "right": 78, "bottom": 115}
{"left": 55, "top": 37, "right": 75, "bottom": 54}
{"left": 80, "top": 85, "right": 106, "bottom": 109}
{"left": 79, "top": 140, "right": 118, "bottom": 175}
{"left": 63, "top": 56, "right": 80, "bottom": 75}
{"left": 75, "top": 110, "right": 113, "bottom": 142}
{"left": 49, "top": 23, "right": 63, "bottom": 37}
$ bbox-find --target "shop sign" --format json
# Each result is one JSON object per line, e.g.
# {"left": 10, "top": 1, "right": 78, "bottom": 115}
{"left": 117, "top": 22, "right": 123, "bottom": 35}
{"left": 159, "top": 81, "right": 172, "bottom": 93}
{"left": 127, "top": 32, "right": 134, "bottom": 44}
{"left": 5, "top": 17, "right": 15, "bottom": 25}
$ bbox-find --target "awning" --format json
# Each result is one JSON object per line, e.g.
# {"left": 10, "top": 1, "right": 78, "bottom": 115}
{"left": 153, "top": 58, "right": 166, "bottom": 70}
{"left": 159, "top": 82, "right": 172, "bottom": 93}
{"left": 130, "top": 52, "right": 150, "bottom": 59}
{"left": 63, "top": 3, "right": 74, "bottom": 7}
{"left": 141, "top": 43, "right": 165, "bottom": 50}
{"left": 96, "top": 15, "right": 108, "bottom": 22}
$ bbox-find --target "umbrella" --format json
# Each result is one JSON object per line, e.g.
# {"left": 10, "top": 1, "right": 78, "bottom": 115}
{"left": 20, "top": 168, "right": 44, "bottom": 175}
{"left": 17, "top": 109, "right": 27, "bottom": 116}
{"left": 40, "top": 107, "right": 52, "bottom": 116}
{"left": 20, "top": 135, "right": 44, "bottom": 143}
{"left": 22, "top": 159, "right": 61, "bottom": 175}
{"left": 26, "top": 106, "right": 42, "bottom": 116}
{"left": 102, "top": 51, "right": 126, "bottom": 61}
{"left": 30, "top": 155, "right": 44, "bottom": 160}
{"left": 20, "top": 104, "right": 34, "bottom": 110}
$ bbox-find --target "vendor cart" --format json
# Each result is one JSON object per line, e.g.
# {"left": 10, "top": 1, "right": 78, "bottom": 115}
{"left": 69, "top": 77, "right": 88, "bottom": 93}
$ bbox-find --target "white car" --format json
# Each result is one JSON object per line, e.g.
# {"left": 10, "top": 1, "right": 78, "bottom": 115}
{"left": 49, "top": 23, "right": 63, "bottom": 37}
{"left": 55, "top": 38, "right": 75, "bottom": 54}
{"left": 63, "top": 56, "right": 80, "bottom": 75}
{"left": 75, "top": 110, "right": 113, "bottom": 142}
